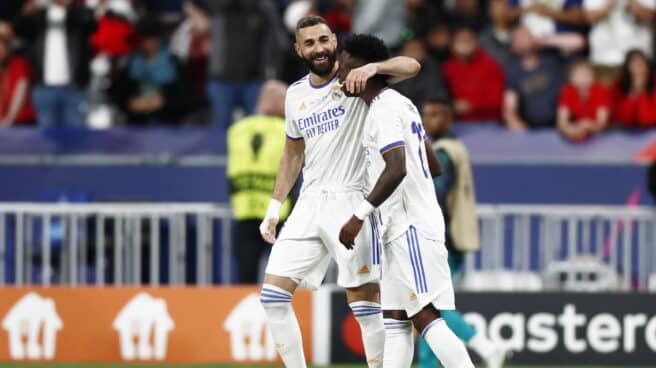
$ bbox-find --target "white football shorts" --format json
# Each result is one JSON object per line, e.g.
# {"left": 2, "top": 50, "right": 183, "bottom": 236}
{"left": 381, "top": 225, "right": 455, "bottom": 317}
{"left": 265, "top": 190, "right": 382, "bottom": 289}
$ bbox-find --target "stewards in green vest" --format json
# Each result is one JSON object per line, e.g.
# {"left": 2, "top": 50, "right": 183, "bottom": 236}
{"left": 227, "top": 80, "right": 291, "bottom": 283}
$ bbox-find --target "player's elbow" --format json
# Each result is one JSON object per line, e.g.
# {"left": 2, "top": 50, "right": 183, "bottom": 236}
{"left": 408, "top": 58, "right": 421, "bottom": 76}
{"left": 394, "top": 166, "right": 407, "bottom": 182}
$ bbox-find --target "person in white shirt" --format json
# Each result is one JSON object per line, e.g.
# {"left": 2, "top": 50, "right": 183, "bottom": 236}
{"left": 584, "top": 0, "right": 656, "bottom": 68}
{"left": 337, "top": 34, "right": 474, "bottom": 368}
{"left": 14, "top": 0, "right": 96, "bottom": 126}
{"left": 258, "top": 16, "right": 420, "bottom": 368}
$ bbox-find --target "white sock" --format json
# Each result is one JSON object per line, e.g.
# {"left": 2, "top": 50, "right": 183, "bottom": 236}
{"left": 349, "top": 301, "right": 385, "bottom": 368}
{"left": 260, "top": 284, "right": 307, "bottom": 368}
{"left": 421, "top": 318, "right": 474, "bottom": 368}
{"left": 468, "top": 331, "right": 497, "bottom": 361}
{"left": 383, "top": 318, "right": 414, "bottom": 368}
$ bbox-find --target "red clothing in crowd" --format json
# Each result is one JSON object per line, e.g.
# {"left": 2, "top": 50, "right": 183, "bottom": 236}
{"left": 0, "top": 56, "right": 36, "bottom": 124}
{"left": 610, "top": 82, "right": 656, "bottom": 128}
{"left": 90, "top": 15, "right": 135, "bottom": 57}
{"left": 442, "top": 48, "right": 505, "bottom": 121}
{"left": 558, "top": 83, "right": 610, "bottom": 121}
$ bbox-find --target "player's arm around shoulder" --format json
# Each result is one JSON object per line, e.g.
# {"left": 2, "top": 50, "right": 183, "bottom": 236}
{"left": 343, "top": 56, "right": 421, "bottom": 94}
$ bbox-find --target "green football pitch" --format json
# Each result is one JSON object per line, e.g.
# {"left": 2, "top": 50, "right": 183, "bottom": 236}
{"left": 0, "top": 364, "right": 641, "bottom": 368}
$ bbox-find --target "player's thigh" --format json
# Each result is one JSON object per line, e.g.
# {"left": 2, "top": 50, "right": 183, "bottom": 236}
{"left": 265, "top": 237, "right": 329, "bottom": 285}
{"left": 319, "top": 195, "right": 381, "bottom": 288}
{"left": 381, "top": 242, "right": 412, "bottom": 312}
{"left": 385, "top": 227, "right": 455, "bottom": 317}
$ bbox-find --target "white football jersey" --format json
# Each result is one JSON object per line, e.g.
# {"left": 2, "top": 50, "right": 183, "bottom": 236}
{"left": 363, "top": 88, "right": 446, "bottom": 243}
{"left": 285, "top": 75, "right": 370, "bottom": 193}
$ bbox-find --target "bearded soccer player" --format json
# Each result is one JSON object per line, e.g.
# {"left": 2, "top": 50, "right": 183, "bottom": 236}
{"left": 337, "top": 34, "right": 475, "bottom": 368}
{"left": 258, "top": 16, "right": 420, "bottom": 368}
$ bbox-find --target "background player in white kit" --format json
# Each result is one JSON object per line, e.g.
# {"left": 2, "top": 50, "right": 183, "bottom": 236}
{"left": 337, "top": 34, "right": 475, "bottom": 368}
{"left": 258, "top": 17, "right": 421, "bottom": 368}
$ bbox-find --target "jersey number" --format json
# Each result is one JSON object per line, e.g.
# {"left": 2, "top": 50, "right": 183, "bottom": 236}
{"left": 411, "top": 121, "right": 429, "bottom": 179}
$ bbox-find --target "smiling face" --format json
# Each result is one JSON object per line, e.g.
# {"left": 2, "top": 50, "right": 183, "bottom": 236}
{"left": 294, "top": 23, "right": 338, "bottom": 77}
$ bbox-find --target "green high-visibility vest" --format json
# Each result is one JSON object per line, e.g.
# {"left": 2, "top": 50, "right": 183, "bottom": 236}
{"left": 227, "top": 115, "right": 291, "bottom": 220}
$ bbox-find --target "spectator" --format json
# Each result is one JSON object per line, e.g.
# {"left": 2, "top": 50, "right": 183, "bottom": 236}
{"left": 393, "top": 38, "right": 447, "bottom": 108}
{"left": 442, "top": 26, "right": 505, "bottom": 122}
{"left": 0, "top": 21, "right": 36, "bottom": 126}
{"left": 503, "top": 26, "right": 565, "bottom": 130}
{"left": 584, "top": 0, "right": 656, "bottom": 83}
{"left": 113, "top": 19, "right": 188, "bottom": 125}
{"left": 426, "top": 22, "right": 452, "bottom": 64}
{"left": 227, "top": 80, "right": 292, "bottom": 283}
{"left": 610, "top": 50, "right": 656, "bottom": 128}
{"left": 511, "top": 0, "right": 587, "bottom": 55}
{"left": 557, "top": 60, "right": 610, "bottom": 141}
{"left": 479, "top": 0, "right": 515, "bottom": 70}
{"left": 14, "top": 0, "right": 96, "bottom": 126}
{"left": 170, "top": 0, "right": 211, "bottom": 124}
{"left": 341, "top": 0, "right": 406, "bottom": 49}
{"left": 406, "top": 0, "right": 447, "bottom": 37}
{"left": 446, "top": 0, "right": 488, "bottom": 33}
{"left": 190, "top": 0, "right": 287, "bottom": 128}
{"left": 90, "top": 0, "right": 136, "bottom": 58}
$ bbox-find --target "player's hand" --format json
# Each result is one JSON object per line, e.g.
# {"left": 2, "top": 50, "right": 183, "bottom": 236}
{"left": 339, "top": 216, "right": 364, "bottom": 250}
{"left": 344, "top": 63, "right": 379, "bottom": 94}
{"left": 260, "top": 217, "right": 279, "bottom": 244}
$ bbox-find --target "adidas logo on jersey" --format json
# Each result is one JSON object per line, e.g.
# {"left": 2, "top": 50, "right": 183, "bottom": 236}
{"left": 299, "top": 102, "right": 307, "bottom": 111}
{"left": 358, "top": 265, "right": 370, "bottom": 274}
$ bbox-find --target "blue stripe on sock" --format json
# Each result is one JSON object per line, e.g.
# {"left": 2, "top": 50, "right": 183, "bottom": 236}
{"left": 260, "top": 298, "right": 292, "bottom": 303}
{"left": 351, "top": 307, "right": 381, "bottom": 312}
{"left": 420, "top": 318, "right": 444, "bottom": 338}
{"left": 351, "top": 305, "right": 380, "bottom": 310}
{"left": 353, "top": 310, "right": 382, "bottom": 317}
{"left": 406, "top": 230, "right": 421, "bottom": 294}
{"left": 411, "top": 227, "right": 428, "bottom": 293}
{"left": 260, "top": 293, "right": 291, "bottom": 301}
{"left": 261, "top": 288, "right": 291, "bottom": 298}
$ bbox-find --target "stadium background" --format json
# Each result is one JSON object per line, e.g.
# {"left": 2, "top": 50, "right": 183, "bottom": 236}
{"left": 0, "top": 0, "right": 653, "bottom": 367}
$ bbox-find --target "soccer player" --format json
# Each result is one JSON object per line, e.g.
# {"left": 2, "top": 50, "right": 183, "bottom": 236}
{"left": 337, "top": 34, "right": 475, "bottom": 368}
{"left": 258, "top": 16, "right": 421, "bottom": 368}
{"left": 418, "top": 97, "right": 509, "bottom": 368}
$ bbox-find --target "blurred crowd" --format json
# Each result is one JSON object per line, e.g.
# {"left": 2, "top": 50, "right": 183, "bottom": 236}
{"left": 0, "top": 0, "right": 654, "bottom": 141}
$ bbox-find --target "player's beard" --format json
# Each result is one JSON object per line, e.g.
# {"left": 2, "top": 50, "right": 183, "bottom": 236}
{"left": 302, "top": 48, "right": 337, "bottom": 77}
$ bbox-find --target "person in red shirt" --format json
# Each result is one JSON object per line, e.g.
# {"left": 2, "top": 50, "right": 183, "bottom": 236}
{"left": 442, "top": 26, "right": 505, "bottom": 122}
{"left": 557, "top": 60, "right": 610, "bottom": 141}
{"left": 610, "top": 50, "right": 656, "bottom": 129}
{"left": 0, "top": 21, "right": 35, "bottom": 126}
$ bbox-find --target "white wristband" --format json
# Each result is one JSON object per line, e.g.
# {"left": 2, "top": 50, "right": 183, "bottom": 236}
{"left": 265, "top": 199, "right": 282, "bottom": 220}
{"left": 353, "top": 200, "right": 375, "bottom": 221}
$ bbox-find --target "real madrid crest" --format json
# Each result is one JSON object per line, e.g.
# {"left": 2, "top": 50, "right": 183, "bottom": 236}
{"left": 331, "top": 82, "right": 343, "bottom": 100}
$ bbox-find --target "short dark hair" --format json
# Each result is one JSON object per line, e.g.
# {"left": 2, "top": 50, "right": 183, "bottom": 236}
{"left": 296, "top": 15, "right": 328, "bottom": 33}
{"left": 342, "top": 34, "right": 390, "bottom": 64}
{"left": 423, "top": 96, "right": 453, "bottom": 110}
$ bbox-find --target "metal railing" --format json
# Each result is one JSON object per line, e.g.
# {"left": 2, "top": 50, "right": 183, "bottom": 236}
{"left": 470, "top": 204, "right": 656, "bottom": 291}
{"left": 0, "top": 202, "right": 654, "bottom": 291}
{"left": 0, "top": 203, "right": 232, "bottom": 287}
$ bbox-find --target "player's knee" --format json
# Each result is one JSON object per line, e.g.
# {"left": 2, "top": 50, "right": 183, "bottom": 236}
{"left": 260, "top": 283, "right": 293, "bottom": 318}
{"left": 411, "top": 304, "right": 442, "bottom": 332}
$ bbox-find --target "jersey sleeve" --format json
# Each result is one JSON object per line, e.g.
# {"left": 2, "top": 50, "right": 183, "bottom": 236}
{"left": 284, "top": 91, "right": 303, "bottom": 140}
{"left": 372, "top": 102, "right": 405, "bottom": 155}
